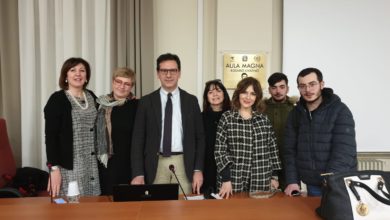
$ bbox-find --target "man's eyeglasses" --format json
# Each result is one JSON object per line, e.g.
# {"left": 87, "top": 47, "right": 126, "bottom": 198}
{"left": 298, "top": 81, "right": 319, "bottom": 91}
{"left": 113, "top": 78, "right": 133, "bottom": 87}
{"left": 158, "top": 68, "right": 179, "bottom": 75}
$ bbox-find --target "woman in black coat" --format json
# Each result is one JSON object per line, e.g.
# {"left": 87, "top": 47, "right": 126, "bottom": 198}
{"left": 96, "top": 68, "right": 138, "bottom": 195}
{"left": 45, "top": 57, "right": 101, "bottom": 197}
{"left": 201, "top": 79, "right": 231, "bottom": 195}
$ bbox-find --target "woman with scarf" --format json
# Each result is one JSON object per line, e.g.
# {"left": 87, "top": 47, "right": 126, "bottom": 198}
{"left": 96, "top": 67, "right": 138, "bottom": 195}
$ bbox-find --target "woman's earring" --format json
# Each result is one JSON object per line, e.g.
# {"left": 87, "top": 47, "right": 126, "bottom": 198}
{"left": 85, "top": 80, "right": 88, "bottom": 83}
{"left": 65, "top": 79, "right": 68, "bottom": 83}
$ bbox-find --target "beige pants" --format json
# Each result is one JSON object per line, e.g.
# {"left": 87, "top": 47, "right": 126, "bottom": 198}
{"left": 153, "top": 155, "right": 192, "bottom": 195}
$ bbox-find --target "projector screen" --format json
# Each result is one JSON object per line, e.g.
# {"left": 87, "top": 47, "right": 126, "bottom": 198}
{"left": 283, "top": 0, "right": 390, "bottom": 152}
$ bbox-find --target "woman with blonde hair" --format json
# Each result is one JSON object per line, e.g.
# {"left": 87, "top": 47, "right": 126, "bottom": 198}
{"left": 96, "top": 67, "right": 138, "bottom": 195}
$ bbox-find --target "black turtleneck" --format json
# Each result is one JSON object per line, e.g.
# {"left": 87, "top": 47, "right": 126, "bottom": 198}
{"left": 201, "top": 110, "right": 224, "bottom": 193}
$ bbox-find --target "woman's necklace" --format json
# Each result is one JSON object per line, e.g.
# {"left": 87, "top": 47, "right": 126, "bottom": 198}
{"left": 67, "top": 90, "right": 89, "bottom": 110}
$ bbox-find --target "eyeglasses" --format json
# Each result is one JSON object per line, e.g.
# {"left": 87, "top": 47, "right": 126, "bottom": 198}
{"left": 208, "top": 87, "right": 222, "bottom": 93}
{"left": 113, "top": 78, "right": 133, "bottom": 87}
{"left": 158, "top": 68, "right": 179, "bottom": 75}
{"left": 298, "top": 81, "right": 319, "bottom": 91}
{"left": 205, "top": 79, "right": 222, "bottom": 85}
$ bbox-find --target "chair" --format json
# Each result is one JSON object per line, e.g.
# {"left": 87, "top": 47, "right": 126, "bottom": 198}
{"left": 0, "top": 118, "right": 22, "bottom": 198}
{"left": 0, "top": 187, "right": 22, "bottom": 198}
{"left": 0, "top": 118, "right": 49, "bottom": 198}
{"left": 0, "top": 118, "right": 17, "bottom": 188}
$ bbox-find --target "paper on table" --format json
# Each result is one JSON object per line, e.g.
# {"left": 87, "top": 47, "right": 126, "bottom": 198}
{"left": 210, "top": 193, "right": 223, "bottom": 199}
{"left": 186, "top": 195, "right": 205, "bottom": 200}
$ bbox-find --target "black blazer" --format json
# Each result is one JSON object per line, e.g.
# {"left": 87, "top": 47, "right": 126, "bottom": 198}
{"left": 131, "top": 88, "right": 205, "bottom": 183}
{"left": 44, "top": 89, "right": 97, "bottom": 169}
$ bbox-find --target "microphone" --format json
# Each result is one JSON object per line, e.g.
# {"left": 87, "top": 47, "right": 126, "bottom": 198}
{"left": 169, "top": 164, "right": 188, "bottom": 200}
{"left": 47, "top": 163, "right": 53, "bottom": 203}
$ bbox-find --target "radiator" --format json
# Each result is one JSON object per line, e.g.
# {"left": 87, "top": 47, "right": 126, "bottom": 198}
{"left": 358, "top": 159, "right": 384, "bottom": 171}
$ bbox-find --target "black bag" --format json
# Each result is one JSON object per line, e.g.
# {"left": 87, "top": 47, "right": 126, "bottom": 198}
{"left": 11, "top": 167, "right": 49, "bottom": 197}
{"left": 317, "top": 170, "right": 390, "bottom": 220}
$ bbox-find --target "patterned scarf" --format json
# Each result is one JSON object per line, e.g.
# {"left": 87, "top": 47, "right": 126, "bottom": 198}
{"left": 95, "top": 92, "right": 133, "bottom": 167}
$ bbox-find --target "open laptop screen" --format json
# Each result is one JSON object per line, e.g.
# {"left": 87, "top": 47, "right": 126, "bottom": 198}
{"left": 112, "top": 184, "right": 179, "bottom": 202}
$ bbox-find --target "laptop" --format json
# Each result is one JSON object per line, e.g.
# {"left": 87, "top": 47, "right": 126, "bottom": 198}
{"left": 112, "top": 184, "right": 179, "bottom": 202}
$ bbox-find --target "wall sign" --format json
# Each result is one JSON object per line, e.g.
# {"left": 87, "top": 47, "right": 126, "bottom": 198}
{"left": 223, "top": 53, "right": 267, "bottom": 89}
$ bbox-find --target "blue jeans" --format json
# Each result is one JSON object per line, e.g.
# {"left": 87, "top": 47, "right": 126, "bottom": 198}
{"left": 307, "top": 184, "right": 322, "bottom": 197}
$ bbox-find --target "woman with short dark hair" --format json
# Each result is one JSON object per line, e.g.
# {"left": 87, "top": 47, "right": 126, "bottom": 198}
{"left": 45, "top": 57, "right": 100, "bottom": 197}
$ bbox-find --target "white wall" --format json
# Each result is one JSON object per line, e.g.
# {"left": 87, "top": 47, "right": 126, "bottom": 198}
{"left": 283, "top": 0, "right": 390, "bottom": 152}
{"left": 152, "top": 0, "right": 282, "bottom": 104}
{"left": 215, "top": 0, "right": 279, "bottom": 91}
{"left": 153, "top": 0, "right": 199, "bottom": 96}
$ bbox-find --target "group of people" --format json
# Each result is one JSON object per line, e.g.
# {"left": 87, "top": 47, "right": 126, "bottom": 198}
{"left": 45, "top": 53, "right": 357, "bottom": 199}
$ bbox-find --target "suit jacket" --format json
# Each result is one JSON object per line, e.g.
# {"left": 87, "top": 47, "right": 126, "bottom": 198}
{"left": 131, "top": 88, "right": 205, "bottom": 183}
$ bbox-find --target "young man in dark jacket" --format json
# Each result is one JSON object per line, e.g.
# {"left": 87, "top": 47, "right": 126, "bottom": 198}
{"left": 264, "top": 72, "right": 296, "bottom": 190}
{"left": 283, "top": 68, "right": 357, "bottom": 197}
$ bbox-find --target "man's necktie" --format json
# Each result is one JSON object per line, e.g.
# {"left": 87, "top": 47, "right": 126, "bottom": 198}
{"left": 162, "top": 93, "right": 172, "bottom": 157}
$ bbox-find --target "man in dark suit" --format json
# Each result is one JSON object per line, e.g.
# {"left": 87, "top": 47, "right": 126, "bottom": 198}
{"left": 131, "top": 53, "right": 205, "bottom": 194}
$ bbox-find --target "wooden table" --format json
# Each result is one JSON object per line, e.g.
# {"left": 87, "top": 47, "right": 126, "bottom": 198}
{"left": 0, "top": 193, "right": 321, "bottom": 219}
